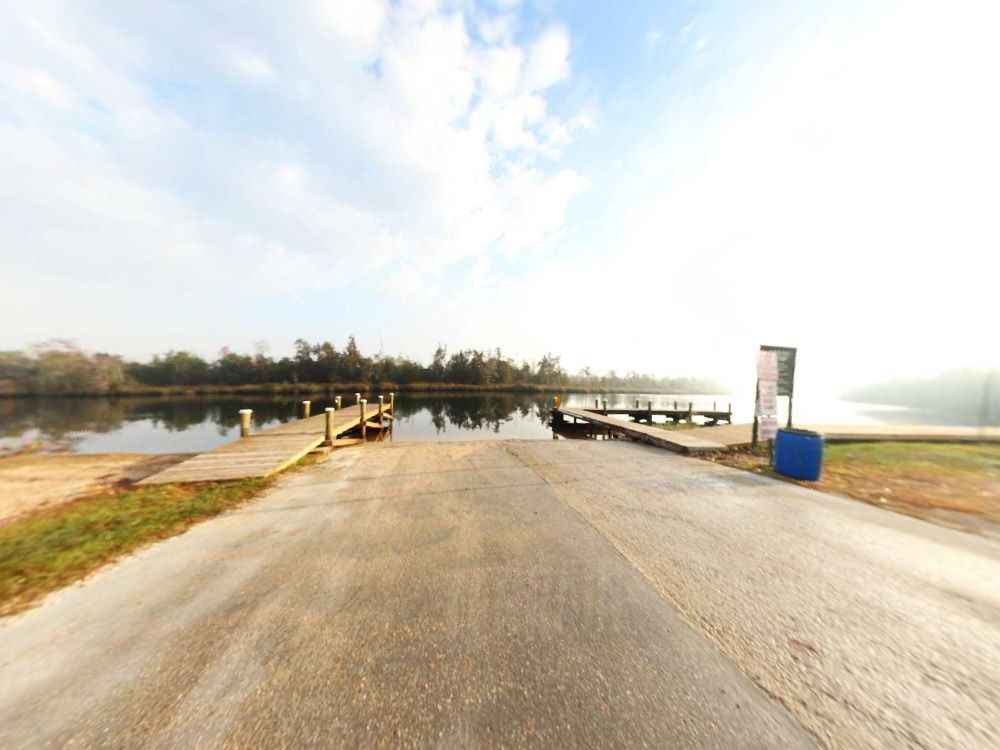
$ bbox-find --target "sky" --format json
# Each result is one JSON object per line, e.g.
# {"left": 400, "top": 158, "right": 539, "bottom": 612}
{"left": 1, "top": 0, "right": 997, "bottom": 396}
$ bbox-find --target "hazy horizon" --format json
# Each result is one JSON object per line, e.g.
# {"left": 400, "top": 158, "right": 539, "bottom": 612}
{"left": 2, "top": 0, "right": 997, "bottom": 399}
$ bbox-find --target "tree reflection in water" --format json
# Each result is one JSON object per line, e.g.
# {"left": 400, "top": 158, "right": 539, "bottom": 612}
{"left": 0, "top": 393, "right": 556, "bottom": 452}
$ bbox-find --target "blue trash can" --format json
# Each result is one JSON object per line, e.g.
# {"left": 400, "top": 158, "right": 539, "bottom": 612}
{"left": 773, "top": 428, "right": 824, "bottom": 480}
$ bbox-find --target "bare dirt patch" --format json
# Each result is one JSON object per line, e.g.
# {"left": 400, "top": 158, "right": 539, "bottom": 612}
{"left": 0, "top": 453, "right": 191, "bottom": 525}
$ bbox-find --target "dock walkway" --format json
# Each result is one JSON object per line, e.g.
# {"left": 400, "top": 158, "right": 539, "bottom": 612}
{"left": 139, "top": 402, "right": 390, "bottom": 484}
{"left": 552, "top": 407, "right": 729, "bottom": 453}
{"left": 552, "top": 408, "right": 1000, "bottom": 453}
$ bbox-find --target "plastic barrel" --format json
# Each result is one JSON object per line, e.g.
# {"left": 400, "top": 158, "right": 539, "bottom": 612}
{"left": 773, "top": 428, "right": 824, "bottom": 480}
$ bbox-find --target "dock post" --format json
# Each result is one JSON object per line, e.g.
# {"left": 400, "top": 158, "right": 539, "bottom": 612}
{"left": 239, "top": 409, "right": 252, "bottom": 437}
{"left": 674, "top": 400, "right": 678, "bottom": 409}
{"left": 648, "top": 400, "right": 653, "bottom": 424}
{"left": 378, "top": 395, "right": 385, "bottom": 427}
{"left": 594, "top": 398, "right": 599, "bottom": 409}
{"left": 355, "top": 392, "right": 361, "bottom": 405}
{"left": 602, "top": 399, "right": 607, "bottom": 415}
{"left": 688, "top": 401, "right": 694, "bottom": 423}
{"left": 335, "top": 396, "right": 342, "bottom": 410}
{"left": 302, "top": 400, "right": 311, "bottom": 419}
{"left": 389, "top": 392, "right": 395, "bottom": 414}
{"left": 360, "top": 399, "right": 367, "bottom": 439}
{"left": 324, "top": 407, "right": 335, "bottom": 443}
{"left": 635, "top": 398, "right": 639, "bottom": 409}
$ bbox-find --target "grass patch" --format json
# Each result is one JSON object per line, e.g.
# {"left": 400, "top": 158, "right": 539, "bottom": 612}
{"left": 824, "top": 441, "right": 1000, "bottom": 476}
{"left": 700, "top": 441, "right": 1000, "bottom": 534}
{"left": 0, "top": 475, "right": 275, "bottom": 617}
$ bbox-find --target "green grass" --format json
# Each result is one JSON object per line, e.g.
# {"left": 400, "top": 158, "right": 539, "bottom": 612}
{"left": 825, "top": 441, "right": 1000, "bottom": 476}
{"left": 0, "top": 476, "right": 274, "bottom": 617}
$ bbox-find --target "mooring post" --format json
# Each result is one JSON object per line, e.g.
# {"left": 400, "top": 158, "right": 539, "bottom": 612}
{"left": 602, "top": 399, "right": 607, "bottom": 415}
{"left": 355, "top": 392, "right": 361, "bottom": 405}
{"left": 302, "top": 400, "right": 311, "bottom": 419}
{"left": 239, "top": 409, "right": 252, "bottom": 437}
{"left": 359, "top": 399, "right": 367, "bottom": 439}
{"left": 688, "top": 401, "right": 694, "bottom": 423}
{"left": 335, "top": 395, "right": 342, "bottom": 410}
{"left": 324, "top": 407, "right": 335, "bottom": 443}
{"left": 648, "top": 400, "right": 653, "bottom": 424}
{"left": 594, "top": 398, "right": 599, "bottom": 409}
{"left": 389, "top": 392, "right": 395, "bottom": 414}
{"left": 378, "top": 395, "right": 385, "bottom": 426}
{"left": 635, "top": 398, "right": 639, "bottom": 409}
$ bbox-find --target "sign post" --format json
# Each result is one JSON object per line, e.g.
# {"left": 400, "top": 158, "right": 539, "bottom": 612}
{"left": 761, "top": 345, "right": 798, "bottom": 428}
{"left": 752, "top": 345, "right": 796, "bottom": 451}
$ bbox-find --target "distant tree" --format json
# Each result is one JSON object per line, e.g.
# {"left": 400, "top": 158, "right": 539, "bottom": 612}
{"left": 430, "top": 344, "right": 447, "bottom": 382}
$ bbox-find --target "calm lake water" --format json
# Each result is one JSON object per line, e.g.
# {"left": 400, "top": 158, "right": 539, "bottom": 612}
{"left": 0, "top": 392, "right": 983, "bottom": 455}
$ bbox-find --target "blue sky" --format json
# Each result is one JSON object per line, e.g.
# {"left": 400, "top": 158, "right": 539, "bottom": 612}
{"left": 1, "top": 0, "right": 997, "bottom": 393}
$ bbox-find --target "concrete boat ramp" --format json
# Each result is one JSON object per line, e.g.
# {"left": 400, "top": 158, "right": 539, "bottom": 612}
{"left": 2, "top": 439, "right": 997, "bottom": 748}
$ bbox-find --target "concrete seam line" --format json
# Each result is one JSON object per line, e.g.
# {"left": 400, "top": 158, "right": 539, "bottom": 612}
{"left": 499, "top": 440, "right": 824, "bottom": 747}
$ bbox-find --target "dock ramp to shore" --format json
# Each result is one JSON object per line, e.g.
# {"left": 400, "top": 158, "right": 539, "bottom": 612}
{"left": 138, "top": 401, "right": 391, "bottom": 484}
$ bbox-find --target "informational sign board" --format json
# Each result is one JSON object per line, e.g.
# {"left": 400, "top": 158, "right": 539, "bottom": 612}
{"left": 756, "top": 380, "right": 778, "bottom": 416}
{"left": 756, "top": 350, "right": 778, "bottom": 381}
{"left": 758, "top": 417, "right": 778, "bottom": 440}
{"left": 760, "top": 345, "right": 796, "bottom": 397}
{"left": 753, "top": 344, "right": 797, "bottom": 449}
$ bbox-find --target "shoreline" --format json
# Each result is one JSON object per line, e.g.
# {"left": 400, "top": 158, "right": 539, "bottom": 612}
{"left": 0, "top": 383, "right": 731, "bottom": 399}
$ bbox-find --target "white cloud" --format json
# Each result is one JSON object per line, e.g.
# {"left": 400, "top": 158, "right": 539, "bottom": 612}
{"left": 429, "top": 0, "right": 1000, "bottom": 389}
{"left": 0, "top": 0, "right": 591, "bottom": 341}
{"left": 524, "top": 26, "right": 570, "bottom": 90}
{"left": 224, "top": 48, "right": 276, "bottom": 81}
{"left": 313, "top": 0, "right": 387, "bottom": 61}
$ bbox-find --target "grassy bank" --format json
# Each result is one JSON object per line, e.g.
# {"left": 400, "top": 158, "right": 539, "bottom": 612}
{"left": 701, "top": 442, "right": 1000, "bottom": 535}
{"left": 0, "top": 474, "right": 278, "bottom": 617}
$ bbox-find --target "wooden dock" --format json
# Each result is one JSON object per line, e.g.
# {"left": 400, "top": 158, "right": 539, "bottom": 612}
{"left": 578, "top": 399, "right": 732, "bottom": 425}
{"left": 551, "top": 407, "right": 730, "bottom": 453}
{"left": 551, "top": 408, "right": 1000, "bottom": 453}
{"left": 138, "top": 401, "right": 392, "bottom": 484}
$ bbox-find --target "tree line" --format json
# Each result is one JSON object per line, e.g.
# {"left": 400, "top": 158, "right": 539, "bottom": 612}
{"left": 0, "top": 339, "right": 723, "bottom": 395}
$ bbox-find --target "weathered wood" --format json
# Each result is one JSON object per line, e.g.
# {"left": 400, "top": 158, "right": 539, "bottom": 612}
{"left": 138, "top": 403, "right": 381, "bottom": 485}
{"left": 325, "top": 407, "right": 335, "bottom": 442}
{"left": 239, "top": 409, "right": 252, "bottom": 437}
{"left": 553, "top": 407, "right": 728, "bottom": 454}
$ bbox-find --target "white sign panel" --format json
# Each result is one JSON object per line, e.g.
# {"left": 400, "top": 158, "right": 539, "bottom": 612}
{"left": 757, "top": 380, "right": 778, "bottom": 416}
{"left": 758, "top": 417, "right": 778, "bottom": 440}
{"left": 756, "top": 350, "right": 778, "bottom": 381}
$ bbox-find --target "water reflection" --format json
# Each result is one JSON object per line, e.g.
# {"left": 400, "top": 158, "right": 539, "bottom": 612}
{"left": 0, "top": 393, "right": 557, "bottom": 453}
{"left": 0, "top": 391, "right": 970, "bottom": 455}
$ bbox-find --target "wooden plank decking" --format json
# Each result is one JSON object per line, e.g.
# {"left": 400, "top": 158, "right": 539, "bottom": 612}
{"left": 138, "top": 403, "right": 389, "bottom": 484}
{"left": 552, "top": 407, "right": 729, "bottom": 453}
{"left": 553, "top": 408, "right": 1000, "bottom": 453}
